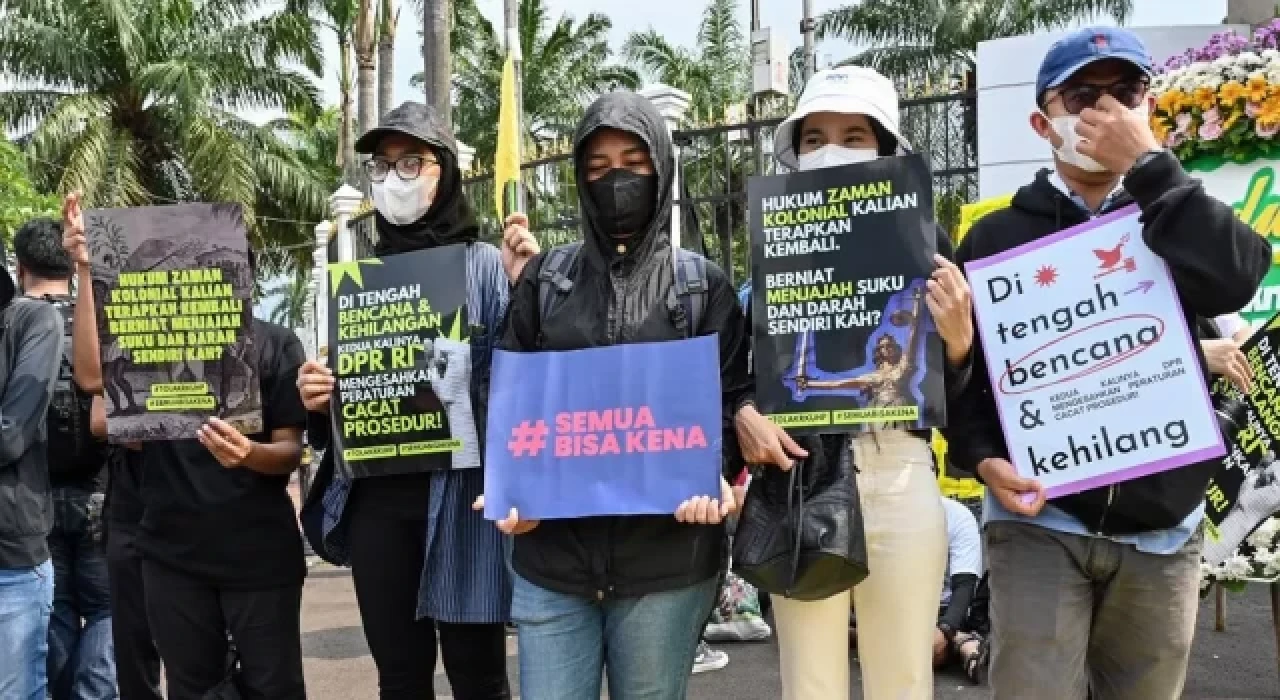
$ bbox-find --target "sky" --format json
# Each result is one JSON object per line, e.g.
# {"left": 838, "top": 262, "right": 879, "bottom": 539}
{"left": 309, "top": 0, "right": 1230, "bottom": 115}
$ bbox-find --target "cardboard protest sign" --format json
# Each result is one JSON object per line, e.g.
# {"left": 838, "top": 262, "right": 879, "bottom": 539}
{"left": 484, "top": 336, "right": 723, "bottom": 520}
{"left": 1203, "top": 314, "right": 1280, "bottom": 565}
{"left": 749, "top": 154, "right": 944, "bottom": 434}
{"left": 966, "top": 205, "right": 1223, "bottom": 498}
{"left": 88, "top": 203, "right": 260, "bottom": 442}
{"left": 327, "top": 245, "right": 478, "bottom": 477}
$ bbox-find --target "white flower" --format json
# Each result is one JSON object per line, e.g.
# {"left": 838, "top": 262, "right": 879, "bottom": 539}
{"left": 1248, "top": 518, "right": 1280, "bottom": 548}
{"left": 1264, "top": 49, "right": 1280, "bottom": 60}
{"left": 1225, "top": 553, "right": 1254, "bottom": 579}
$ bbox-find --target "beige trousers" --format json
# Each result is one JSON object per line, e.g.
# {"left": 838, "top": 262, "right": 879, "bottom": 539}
{"left": 773, "top": 431, "right": 947, "bottom": 700}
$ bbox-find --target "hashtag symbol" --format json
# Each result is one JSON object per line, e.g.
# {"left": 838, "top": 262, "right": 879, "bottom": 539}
{"left": 508, "top": 420, "right": 548, "bottom": 458}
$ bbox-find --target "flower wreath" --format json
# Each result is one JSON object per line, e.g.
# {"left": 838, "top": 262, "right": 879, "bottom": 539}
{"left": 1151, "top": 22, "right": 1280, "bottom": 592}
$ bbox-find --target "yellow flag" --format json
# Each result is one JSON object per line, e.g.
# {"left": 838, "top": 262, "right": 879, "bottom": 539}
{"left": 934, "top": 193, "right": 1015, "bottom": 500}
{"left": 494, "top": 50, "right": 520, "bottom": 221}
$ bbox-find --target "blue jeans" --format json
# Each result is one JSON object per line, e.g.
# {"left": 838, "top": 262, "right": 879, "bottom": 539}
{"left": 512, "top": 574, "right": 716, "bottom": 700}
{"left": 48, "top": 488, "right": 116, "bottom": 700}
{"left": 0, "top": 559, "right": 55, "bottom": 700}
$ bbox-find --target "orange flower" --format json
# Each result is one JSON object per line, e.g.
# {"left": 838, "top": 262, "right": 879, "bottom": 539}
{"left": 1151, "top": 116, "right": 1171, "bottom": 144}
{"left": 1157, "top": 89, "right": 1187, "bottom": 114}
{"left": 1193, "top": 87, "right": 1217, "bottom": 112}
{"left": 1248, "top": 75, "right": 1271, "bottom": 103}
{"left": 1220, "top": 80, "right": 1248, "bottom": 106}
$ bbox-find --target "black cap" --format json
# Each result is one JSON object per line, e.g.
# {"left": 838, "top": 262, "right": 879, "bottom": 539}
{"left": 354, "top": 101, "right": 458, "bottom": 159}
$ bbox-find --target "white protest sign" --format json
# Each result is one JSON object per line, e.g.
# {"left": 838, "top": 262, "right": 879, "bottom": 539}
{"left": 966, "top": 205, "right": 1224, "bottom": 497}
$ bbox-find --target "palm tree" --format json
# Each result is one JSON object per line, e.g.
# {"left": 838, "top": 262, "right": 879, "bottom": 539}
{"left": 263, "top": 274, "right": 313, "bottom": 330}
{"left": 378, "top": 0, "right": 399, "bottom": 117}
{"left": 0, "top": 0, "right": 329, "bottom": 262}
{"left": 622, "top": 0, "right": 750, "bottom": 125}
{"left": 306, "top": 0, "right": 359, "bottom": 179}
{"left": 817, "top": 0, "right": 1133, "bottom": 84}
{"left": 446, "top": 0, "right": 639, "bottom": 166}
{"left": 355, "top": 0, "right": 379, "bottom": 136}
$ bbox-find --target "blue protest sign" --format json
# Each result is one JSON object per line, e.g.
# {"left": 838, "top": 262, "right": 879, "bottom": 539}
{"left": 484, "top": 336, "right": 723, "bottom": 520}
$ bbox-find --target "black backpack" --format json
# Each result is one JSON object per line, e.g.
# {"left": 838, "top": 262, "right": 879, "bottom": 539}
{"left": 536, "top": 242, "right": 709, "bottom": 338}
{"left": 44, "top": 296, "right": 104, "bottom": 482}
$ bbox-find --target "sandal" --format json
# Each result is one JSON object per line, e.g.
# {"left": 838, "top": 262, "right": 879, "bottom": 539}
{"left": 962, "top": 636, "right": 990, "bottom": 685}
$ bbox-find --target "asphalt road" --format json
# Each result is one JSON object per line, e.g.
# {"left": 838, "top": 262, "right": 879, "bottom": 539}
{"left": 299, "top": 564, "right": 1280, "bottom": 699}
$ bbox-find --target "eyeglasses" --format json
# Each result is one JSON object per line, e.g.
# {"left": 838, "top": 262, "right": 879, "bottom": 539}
{"left": 364, "top": 155, "right": 438, "bottom": 183}
{"left": 1047, "top": 77, "right": 1150, "bottom": 115}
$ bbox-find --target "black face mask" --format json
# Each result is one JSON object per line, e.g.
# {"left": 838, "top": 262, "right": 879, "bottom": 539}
{"left": 587, "top": 168, "right": 659, "bottom": 239}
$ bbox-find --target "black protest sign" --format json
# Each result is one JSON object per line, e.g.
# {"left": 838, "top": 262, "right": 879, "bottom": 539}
{"left": 749, "top": 154, "right": 944, "bottom": 434}
{"left": 1203, "top": 314, "right": 1280, "bottom": 566}
{"left": 89, "top": 203, "right": 260, "bottom": 442}
{"left": 327, "top": 244, "right": 479, "bottom": 477}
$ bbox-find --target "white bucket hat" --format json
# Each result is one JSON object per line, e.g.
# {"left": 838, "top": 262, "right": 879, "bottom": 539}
{"left": 774, "top": 65, "right": 911, "bottom": 170}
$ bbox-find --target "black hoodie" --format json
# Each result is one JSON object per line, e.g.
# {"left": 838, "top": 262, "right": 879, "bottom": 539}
{"left": 499, "top": 92, "right": 751, "bottom": 599}
{"left": 946, "top": 151, "right": 1271, "bottom": 535}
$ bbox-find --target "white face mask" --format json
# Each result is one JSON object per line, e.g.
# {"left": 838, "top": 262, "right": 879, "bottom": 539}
{"left": 797, "top": 144, "right": 879, "bottom": 172}
{"left": 372, "top": 171, "right": 437, "bottom": 225}
{"left": 1044, "top": 104, "right": 1150, "bottom": 174}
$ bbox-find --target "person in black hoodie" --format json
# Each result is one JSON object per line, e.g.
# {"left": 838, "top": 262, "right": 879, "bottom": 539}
{"left": 297, "top": 101, "right": 537, "bottom": 700}
{"left": 0, "top": 220, "right": 67, "bottom": 699}
{"left": 944, "top": 27, "right": 1271, "bottom": 700}
{"left": 488, "top": 90, "right": 773, "bottom": 699}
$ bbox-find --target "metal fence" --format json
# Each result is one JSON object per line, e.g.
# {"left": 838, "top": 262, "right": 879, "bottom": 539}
{"left": 354, "top": 90, "right": 978, "bottom": 284}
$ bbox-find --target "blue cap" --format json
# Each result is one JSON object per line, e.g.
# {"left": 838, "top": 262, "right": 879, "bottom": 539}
{"left": 1036, "top": 27, "right": 1154, "bottom": 102}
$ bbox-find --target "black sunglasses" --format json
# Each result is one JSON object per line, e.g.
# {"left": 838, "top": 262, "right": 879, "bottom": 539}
{"left": 363, "top": 155, "right": 439, "bottom": 183}
{"left": 1046, "top": 77, "right": 1150, "bottom": 115}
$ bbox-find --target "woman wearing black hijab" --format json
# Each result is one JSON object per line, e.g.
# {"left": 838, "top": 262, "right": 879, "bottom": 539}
{"left": 298, "top": 102, "right": 537, "bottom": 700}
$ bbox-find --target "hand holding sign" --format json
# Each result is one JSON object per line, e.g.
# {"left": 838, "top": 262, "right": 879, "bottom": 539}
{"left": 675, "top": 477, "right": 738, "bottom": 525}
{"left": 62, "top": 192, "right": 89, "bottom": 266}
{"left": 297, "top": 361, "right": 335, "bottom": 413}
{"left": 198, "top": 417, "right": 253, "bottom": 468}
{"left": 1203, "top": 338, "right": 1254, "bottom": 394}
{"left": 502, "top": 213, "right": 540, "bottom": 284}
{"left": 977, "top": 457, "right": 1046, "bottom": 516}
{"left": 472, "top": 496, "right": 540, "bottom": 534}
{"left": 926, "top": 254, "right": 973, "bottom": 365}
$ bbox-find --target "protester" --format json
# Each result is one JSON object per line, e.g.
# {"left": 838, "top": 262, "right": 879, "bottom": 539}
{"left": 759, "top": 65, "right": 975, "bottom": 700}
{"left": 945, "top": 27, "right": 1272, "bottom": 699}
{"left": 483, "top": 89, "right": 790, "bottom": 700}
{"left": 0, "top": 219, "right": 69, "bottom": 699}
{"left": 933, "top": 496, "right": 988, "bottom": 685}
{"left": 63, "top": 194, "right": 311, "bottom": 700}
{"left": 297, "top": 101, "right": 537, "bottom": 700}
{"left": 12, "top": 219, "right": 116, "bottom": 700}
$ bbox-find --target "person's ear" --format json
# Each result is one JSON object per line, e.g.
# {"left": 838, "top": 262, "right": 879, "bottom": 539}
{"left": 1030, "top": 110, "right": 1059, "bottom": 147}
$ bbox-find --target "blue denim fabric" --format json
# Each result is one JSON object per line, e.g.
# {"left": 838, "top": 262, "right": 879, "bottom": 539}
{"left": 0, "top": 559, "right": 55, "bottom": 700}
{"left": 48, "top": 488, "right": 117, "bottom": 700}
{"left": 511, "top": 575, "right": 717, "bottom": 700}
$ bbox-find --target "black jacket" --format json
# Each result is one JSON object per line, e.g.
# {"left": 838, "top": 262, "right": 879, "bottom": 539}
{"left": 946, "top": 152, "right": 1271, "bottom": 534}
{"left": 0, "top": 297, "right": 65, "bottom": 568}
{"left": 500, "top": 92, "right": 752, "bottom": 600}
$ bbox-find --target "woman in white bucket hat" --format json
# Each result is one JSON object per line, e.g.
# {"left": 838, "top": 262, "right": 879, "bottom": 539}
{"left": 764, "top": 65, "right": 977, "bottom": 700}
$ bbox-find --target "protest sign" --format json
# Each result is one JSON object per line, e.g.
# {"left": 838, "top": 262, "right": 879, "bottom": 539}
{"left": 327, "top": 245, "right": 478, "bottom": 477}
{"left": 88, "top": 203, "right": 259, "bottom": 442}
{"left": 749, "top": 154, "right": 944, "bottom": 434}
{"left": 484, "top": 336, "right": 722, "bottom": 520}
{"left": 966, "top": 205, "right": 1223, "bottom": 498}
{"left": 1203, "top": 314, "right": 1280, "bottom": 566}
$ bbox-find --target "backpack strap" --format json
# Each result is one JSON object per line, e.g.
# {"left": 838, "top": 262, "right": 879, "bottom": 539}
{"left": 536, "top": 242, "right": 583, "bottom": 324}
{"left": 668, "top": 248, "right": 709, "bottom": 338}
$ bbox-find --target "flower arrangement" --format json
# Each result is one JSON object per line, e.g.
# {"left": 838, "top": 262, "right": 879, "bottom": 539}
{"left": 1151, "top": 21, "right": 1280, "bottom": 166}
{"left": 1201, "top": 516, "right": 1280, "bottom": 593}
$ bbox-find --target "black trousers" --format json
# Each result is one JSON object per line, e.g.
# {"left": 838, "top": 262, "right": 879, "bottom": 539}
{"left": 141, "top": 559, "right": 306, "bottom": 700}
{"left": 347, "top": 490, "right": 510, "bottom": 700}
{"left": 105, "top": 521, "right": 163, "bottom": 700}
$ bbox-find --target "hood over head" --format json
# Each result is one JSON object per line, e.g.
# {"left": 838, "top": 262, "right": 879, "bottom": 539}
{"left": 357, "top": 101, "right": 480, "bottom": 254}
{"left": 573, "top": 91, "right": 675, "bottom": 270}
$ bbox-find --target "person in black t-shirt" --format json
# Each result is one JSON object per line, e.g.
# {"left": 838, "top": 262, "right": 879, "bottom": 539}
{"left": 14, "top": 217, "right": 117, "bottom": 700}
{"left": 63, "top": 194, "right": 310, "bottom": 700}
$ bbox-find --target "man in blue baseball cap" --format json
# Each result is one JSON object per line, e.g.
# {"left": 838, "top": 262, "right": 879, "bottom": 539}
{"left": 944, "top": 26, "right": 1272, "bottom": 699}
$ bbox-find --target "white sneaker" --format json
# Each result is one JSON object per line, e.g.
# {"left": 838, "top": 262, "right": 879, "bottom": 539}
{"left": 703, "top": 616, "right": 772, "bottom": 642}
{"left": 692, "top": 641, "right": 729, "bottom": 674}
